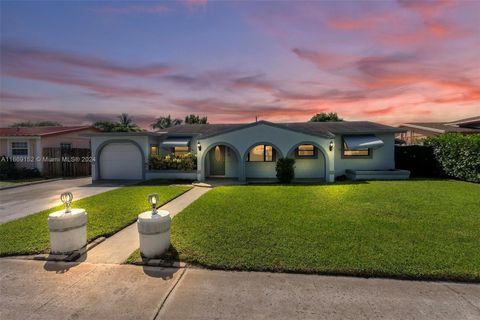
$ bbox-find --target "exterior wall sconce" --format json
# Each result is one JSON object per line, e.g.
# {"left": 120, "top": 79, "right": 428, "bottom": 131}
{"left": 148, "top": 193, "right": 159, "bottom": 215}
{"left": 60, "top": 192, "right": 73, "bottom": 213}
{"left": 329, "top": 141, "right": 334, "bottom": 151}
{"left": 197, "top": 141, "right": 202, "bottom": 151}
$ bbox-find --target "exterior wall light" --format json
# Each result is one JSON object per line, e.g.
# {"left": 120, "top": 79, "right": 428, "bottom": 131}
{"left": 197, "top": 141, "right": 202, "bottom": 151}
{"left": 148, "top": 193, "right": 159, "bottom": 215}
{"left": 329, "top": 141, "right": 334, "bottom": 151}
{"left": 60, "top": 192, "right": 73, "bottom": 213}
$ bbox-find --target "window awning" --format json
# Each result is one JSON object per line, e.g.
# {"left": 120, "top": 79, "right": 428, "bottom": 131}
{"left": 161, "top": 138, "right": 191, "bottom": 146}
{"left": 343, "top": 135, "right": 384, "bottom": 149}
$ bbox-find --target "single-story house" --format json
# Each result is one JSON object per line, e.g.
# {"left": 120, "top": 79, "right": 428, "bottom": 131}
{"left": 0, "top": 126, "right": 98, "bottom": 174}
{"left": 87, "top": 120, "right": 408, "bottom": 182}
{"left": 398, "top": 116, "right": 480, "bottom": 144}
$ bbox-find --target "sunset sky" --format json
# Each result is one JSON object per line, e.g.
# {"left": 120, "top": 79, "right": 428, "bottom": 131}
{"left": 1, "top": 0, "right": 479, "bottom": 128}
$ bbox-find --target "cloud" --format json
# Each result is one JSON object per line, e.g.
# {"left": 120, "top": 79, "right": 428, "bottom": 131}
{"left": 362, "top": 106, "right": 397, "bottom": 116}
{"left": 93, "top": 4, "right": 171, "bottom": 16}
{"left": 0, "top": 91, "right": 49, "bottom": 102}
{"left": 292, "top": 48, "right": 357, "bottom": 69}
{"left": 181, "top": 0, "right": 208, "bottom": 11}
{"left": 0, "top": 43, "right": 166, "bottom": 98}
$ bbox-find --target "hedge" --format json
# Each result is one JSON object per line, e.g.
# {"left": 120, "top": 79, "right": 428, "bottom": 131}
{"left": 425, "top": 134, "right": 480, "bottom": 183}
{"left": 395, "top": 145, "right": 444, "bottom": 178}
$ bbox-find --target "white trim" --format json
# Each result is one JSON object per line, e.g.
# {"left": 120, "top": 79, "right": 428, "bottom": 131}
{"left": 7, "top": 139, "right": 30, "bottom": 157}
{"left": 400, "top": 124, "right": 445, "bottom": 134}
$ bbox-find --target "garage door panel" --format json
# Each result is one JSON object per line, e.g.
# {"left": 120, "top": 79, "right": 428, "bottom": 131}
{"left": 100, "top": 143, "right": 143, "bottom": 180}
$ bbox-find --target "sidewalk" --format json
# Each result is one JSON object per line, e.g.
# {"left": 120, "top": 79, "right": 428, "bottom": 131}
{"left": 84, "top": 186, "right": 211, "bottom": 264}
{"left": 1, "top": 258, "right": 479, "bottom": 320}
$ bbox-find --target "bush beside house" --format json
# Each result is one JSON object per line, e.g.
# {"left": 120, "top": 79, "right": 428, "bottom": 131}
{"left": 425, "top": 133, "right": 480, "bottom": 183}
{"left": 149, "top": 153, "right": 197, "bottom": 171}
{"left": 0, "top": 156, "right": 42, "bottom": 180}
{"left": 276, "top": 158, "right": 295, "bottom": 183}
{"left": 395, "top": 145, "right": 444, "bottom": 178}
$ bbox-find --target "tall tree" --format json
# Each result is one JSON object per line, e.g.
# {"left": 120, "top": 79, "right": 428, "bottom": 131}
{"left": 93, "top": 113, "right": 141, "bottom": 132}
{"left": 10, "top": 121, "right": 62, "bottom": 127}
{"left": 184, "top": 114, "right": 208, "bottom": 124}
{"left": 116, "top": 113, "right": 140, "bottom": 132}
{"left": 151, "top": 115, "right": 183, "bottom": 130}
{"left": 310, "top": 112, "right": 343, "bottom": 122}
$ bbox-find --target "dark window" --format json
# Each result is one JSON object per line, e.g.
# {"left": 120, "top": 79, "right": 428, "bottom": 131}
{"left": 296, "top": 144, "right": 316, "bottom": 158}
{"left": 11, "top": 142, "right": 28, "bottom": 156}
{"left": 60, "top": 143, "right": 72, "bottom": 150}
{"left": 342, "top": 143, "right": 370, "bottom": 157}
{"left": 247, "top": 145, "right": 276, "bottom": 162}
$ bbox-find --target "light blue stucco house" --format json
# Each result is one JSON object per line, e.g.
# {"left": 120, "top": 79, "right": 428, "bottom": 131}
{"left": 87, "top": 120, "right": 409, "bottom": 182}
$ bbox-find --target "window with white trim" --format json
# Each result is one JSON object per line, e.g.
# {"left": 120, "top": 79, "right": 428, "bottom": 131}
{"left": 11, "top": 142, "right": 29, "bottom": 156}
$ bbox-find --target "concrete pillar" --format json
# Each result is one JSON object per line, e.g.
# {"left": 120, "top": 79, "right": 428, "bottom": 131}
{"left": 35, "top": 138, "right": 43, "bottom": 174}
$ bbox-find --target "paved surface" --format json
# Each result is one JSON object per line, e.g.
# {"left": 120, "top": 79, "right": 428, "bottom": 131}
{"left": 1, "top": 259, "right": 479, "bottom": 320}
{"left": 0, "top": 259, "right": 182, "bottom": 320}
{"left": 0, "top": 178, "right": 128, "bottom": 224}
{"left": 84, "top": 186, "right": 211, "bottom": 264}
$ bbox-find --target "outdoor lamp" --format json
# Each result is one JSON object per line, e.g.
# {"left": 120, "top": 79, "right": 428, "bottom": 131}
{"left": 148, "top": 193, "right": 159, "bottom": 215}
{"left": 60, "top": 192, "right": 73, "bottom": 213}
{"left": 329, "top": 141, "right": 334, "bottom": 151}
{"left": 197, "top": 141, "right": 202, "bottom": 151}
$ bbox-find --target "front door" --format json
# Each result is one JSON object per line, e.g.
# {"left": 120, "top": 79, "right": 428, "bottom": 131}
{"left": 209, "top": 145, "right": 225, "bottom": 176}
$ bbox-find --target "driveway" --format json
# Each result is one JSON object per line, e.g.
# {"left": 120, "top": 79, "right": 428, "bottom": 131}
{"left": 0, "top": 178, "right": 129, "bottom": 224}
{"left": 0, "top": 259, "right": 479, "bottom": 320}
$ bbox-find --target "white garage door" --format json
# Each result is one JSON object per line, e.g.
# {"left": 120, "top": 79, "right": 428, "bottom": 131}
{"left": 100, "top": 142, "right": 143, "bottom": 180}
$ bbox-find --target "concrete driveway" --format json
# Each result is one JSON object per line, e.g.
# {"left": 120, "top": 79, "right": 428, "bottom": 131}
{"left": 0, "top": 178, "right": 129, "bottom": 224}
{"left": 0, "top": 259, "right": 479, "bottom": 320}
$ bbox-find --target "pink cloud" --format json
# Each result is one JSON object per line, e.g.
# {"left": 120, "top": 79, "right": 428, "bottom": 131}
{"left": 292, "top": 48, "right": 357, "bottom": 69}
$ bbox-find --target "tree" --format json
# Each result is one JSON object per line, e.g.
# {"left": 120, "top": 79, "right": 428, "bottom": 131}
{"left": 310, "top": 112, "right": 343, "bottom": 122}
{"left": 93, "top": 113, "right": 141, "bottom": 132}
{"left": 151, "top": 115, "right": 183, "bottom": 130}
{"left": 117, "top": 113, "right": 139, "bottom": 131}
{"left": 184, "top": 114, "right": 208, "bottom": 124}
{"left": 10, "top": 121, "right": 62, "bottom": 127}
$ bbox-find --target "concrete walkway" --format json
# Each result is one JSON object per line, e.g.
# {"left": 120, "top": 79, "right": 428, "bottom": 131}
{"left": 1, "top": 258, "right": 479, "bottom": 320}
{"left": 84, "top": 186, "right": 211, "bottom": 264}
{"left": 0, "top": 177, "right": 129, "bottom": 224}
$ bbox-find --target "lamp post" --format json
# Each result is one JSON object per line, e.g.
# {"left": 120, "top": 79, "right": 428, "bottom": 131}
{"left": 47, "top": 192, "right": 87, "bottom": 254}
{"left": 60, "top": 192, "right": 73, "bottom": 213}
{"left": 137, "top": 194, "right": 171, "bottom": 258}
{"left": 148, "top": 193, "right": 159, "bottom": 215}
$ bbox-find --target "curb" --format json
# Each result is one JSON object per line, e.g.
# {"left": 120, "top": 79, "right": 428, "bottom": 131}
{"left": 0, "top": 178, "right": 63, "bottom": 191}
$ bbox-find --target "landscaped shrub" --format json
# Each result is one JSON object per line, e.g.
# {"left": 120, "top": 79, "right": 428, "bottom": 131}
{"left": 0, "top": 156, "right": 42, "bottom": 180}
{"left": 425, "top": 133, "right": 480, "bottom": 183}
{"left": 395, "top": 145, "right": 444, "bottom": 177}
{"left": 276, "top": 157, "right": 295, "bottom": 183}
{"left": 149, "top": 153, "right": 197, "bottom": 171}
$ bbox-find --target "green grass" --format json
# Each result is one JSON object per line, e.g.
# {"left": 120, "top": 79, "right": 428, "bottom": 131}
{"left": 172, "top": 180, "right": 480, "bottom": 281}
{"left": 0, "top": 177, "right": 49, "bottom": 188}
{"left": 0, "top": 183, "right": 191, "bottom": 256}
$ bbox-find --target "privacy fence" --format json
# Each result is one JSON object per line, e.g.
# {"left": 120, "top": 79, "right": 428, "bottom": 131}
{"left": 42, "top": 148, "right": 91, "bottom": 177}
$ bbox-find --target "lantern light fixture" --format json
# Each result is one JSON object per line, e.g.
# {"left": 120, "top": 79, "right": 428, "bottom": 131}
{"left": 329, "top": 141, "right": 334, "bottom": 151}
{"left": 148, "top": 193, "right": 159, "bottom": 215}
{"left": 60, "top": 192, "right": 73, "bottom": 213}
{"left": 197, "top": 141, "right": 202, "bottom": 151}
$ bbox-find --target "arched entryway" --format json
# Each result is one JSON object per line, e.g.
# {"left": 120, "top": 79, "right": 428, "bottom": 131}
{"left": 243, "top": 143, "right": 283, "bottom": 180}
{"left": 286, "top": 142, "right": 327, "bottom": 180}
{"left": 202, "top": 142, "right": 241, "bottom": 180}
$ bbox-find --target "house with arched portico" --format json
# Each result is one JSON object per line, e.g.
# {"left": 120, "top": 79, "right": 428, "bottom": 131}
{"left": 87, "top": 120, "right": 408, "bottom": 182}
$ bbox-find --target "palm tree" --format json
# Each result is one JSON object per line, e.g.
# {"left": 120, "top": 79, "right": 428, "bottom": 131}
{"left": 151, "top": 115, "right": 183, "bottom": 130}
{"left": 116, "top": 113, "right": 140, "bottom": 132}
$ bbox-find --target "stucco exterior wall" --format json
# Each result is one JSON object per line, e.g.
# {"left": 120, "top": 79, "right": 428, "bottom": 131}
{"left": 90, "top": 135, "right": 149, "bottom": 180}
{"left": 0, "top": 138, "right": 39, "bottom": 169}
{"left": 197, "top": 123, "right": 334, "bottom": 182}
{"left": 333, "top": 133, "right": 395, "bottom": 176}
{"left": 41, "top": 129, "right": 96, "bottom": 148}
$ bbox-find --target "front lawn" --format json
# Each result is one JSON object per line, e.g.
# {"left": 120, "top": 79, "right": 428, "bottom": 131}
{"left": 0, "top": 183, "right": 191, "bottom": 256}
{"left": 172, "top": 180, "right": 480, "bottom": 281}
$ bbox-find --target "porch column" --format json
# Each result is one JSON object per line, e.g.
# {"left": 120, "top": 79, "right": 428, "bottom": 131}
{"left": 35, "top": 138, "right": 43, "bottom": 174}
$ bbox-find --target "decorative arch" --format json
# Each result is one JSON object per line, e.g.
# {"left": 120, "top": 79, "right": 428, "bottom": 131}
{"left": 201, "top": 141, "right": 242, "bottom": 179}
{"left": 95, "top": 139, "right": 146, "bottom": 180}
{"left": 286, "top": 141, "right": 328, "bottom": 178}
{"left": 242, "top": 142, "right": 284, "bottom": 162}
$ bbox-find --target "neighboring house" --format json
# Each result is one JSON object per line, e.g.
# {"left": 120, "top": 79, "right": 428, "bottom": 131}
{"left": 398, "top": 116, "right": 480, "bottom": 144}
{"left": 0, "top": 126, "right": 98, "bottom": 174}
{"left": 87, "top": 120, "right": 408, "bottom": 182}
